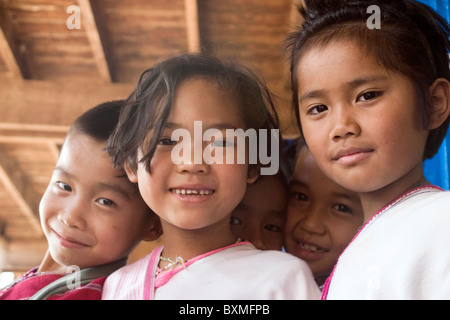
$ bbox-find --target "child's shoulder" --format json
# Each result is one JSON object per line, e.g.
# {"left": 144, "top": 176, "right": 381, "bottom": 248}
{"left": 402, "top": 187, "right": 450, "bottom": 216}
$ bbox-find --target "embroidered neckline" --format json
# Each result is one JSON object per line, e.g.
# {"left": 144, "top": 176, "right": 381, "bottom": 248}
{"left": 364, "top": 185, "right": 442, "bottom": 229}
{"left": 155, "top": 237, "right": 246, "bottom": 277}
{"left": 143, "top": 241, "right": 252, "bottom": 299}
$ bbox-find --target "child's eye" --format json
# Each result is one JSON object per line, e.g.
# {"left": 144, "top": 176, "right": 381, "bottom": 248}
{"left": 97, "top": 198, "right": 115, "bottom": 206}
{"left": 307, "top": 104, "right": 328, "bottom": 115}
{"left": 230, "top": 216, "right": 242, "bottom": 225}
{"left": 333, "top": 203, "right": 353, "bottom": 214}
{"left": 264, "top": 224, "right": 282, "bottom": 233}
{"left": 158, "top": 137, "right": 177, "bottom": 146}
{"left": 357, "top": 91, "right": 382, "bottom": 102}
{"left": 211, "top": 139, "right": 234, "bottom": 148}
{"left": 290, "top": 192, "right": 308, "bottom": 202}
{"left": 56, "top": 181, "right": 72, "bottom": 192}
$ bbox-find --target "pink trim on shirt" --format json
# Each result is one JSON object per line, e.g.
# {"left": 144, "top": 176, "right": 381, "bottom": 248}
{"left": 320, "top": 185, "right": 442, "bottom": 299}
{"left": 143, "top": 241, "right": 251, "bottom": 300}
{"left": 143, "top": 245, "right": 163, "bottom": 300}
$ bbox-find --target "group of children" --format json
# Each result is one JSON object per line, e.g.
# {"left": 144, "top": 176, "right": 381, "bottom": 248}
{"left": 1, "top": 0, "right": 450, "bottom": 300}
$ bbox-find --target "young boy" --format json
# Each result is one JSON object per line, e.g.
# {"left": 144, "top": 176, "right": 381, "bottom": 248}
{"left": 0, "top": 101, "right": 161, "bottom": 300}
{"left": 230, "top": 172, "right": 288, "bottom": 251}
{"left": 284, "top": 140, "right": 363, "bottom": 288}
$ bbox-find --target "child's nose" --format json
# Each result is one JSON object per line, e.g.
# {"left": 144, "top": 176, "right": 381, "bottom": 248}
{"left": 175, "top": 139, "right": 211, "bottom": 174}
{"left": 329, "top": 106, "right": 361, "bottom": 142}
{"left": 58, "top": 201, "right": 87, "bottom": 230}
{"left": 298, "top": 207, "right": 326, "bottom": 235}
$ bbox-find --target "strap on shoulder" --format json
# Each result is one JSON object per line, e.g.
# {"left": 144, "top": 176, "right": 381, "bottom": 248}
{"left": 29, "top": 258, "right": 126, "bottom": 300}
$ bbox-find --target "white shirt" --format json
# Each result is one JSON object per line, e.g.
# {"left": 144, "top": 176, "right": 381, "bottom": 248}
{"left": 323, "top": 186, "right": 450, "bottom": 300}
{"left": 103, "top": 242, "right": 320, "bottom": 300}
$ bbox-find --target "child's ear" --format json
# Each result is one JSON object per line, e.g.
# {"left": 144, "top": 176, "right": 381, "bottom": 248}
{"left": 428, "top": 78, "right": 450, "bottom": 130}
{"left": 141, "top": 215, "right": 162, "bottom": 242}
{"left": 247, "top": 164, "right": 260, "bottom": 184}
{"left": 124, "top": 159, "right": 138, "bottom": 183}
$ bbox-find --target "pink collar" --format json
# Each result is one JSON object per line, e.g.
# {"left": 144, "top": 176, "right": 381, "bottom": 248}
{"left": 143, "top": 241, "right": 251, "bottom": 300}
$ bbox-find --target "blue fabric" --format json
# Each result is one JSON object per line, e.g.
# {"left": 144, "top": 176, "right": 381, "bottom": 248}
{"left": 417, "top": 0, "right": 450, "bottom": 189}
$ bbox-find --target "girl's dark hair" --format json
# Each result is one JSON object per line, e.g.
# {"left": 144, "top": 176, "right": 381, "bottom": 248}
{"left": 286, "top": 0, "right": 450, "bottom": 159}
{"left": 69, "top": 100, "right": 124, "bottom": 142}
{"left": 108, "top": 53, "right": 280, "bottom": 173}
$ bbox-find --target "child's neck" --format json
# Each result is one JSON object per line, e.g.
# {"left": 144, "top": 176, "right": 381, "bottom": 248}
{"left": 359, "top": 168, "right": 428, "bottom": 222}
{"left": 38, "top": 250, "right": 73, "bottom": 273}
{"left": 160, "top": 223, "right": 237, "bottom": 261}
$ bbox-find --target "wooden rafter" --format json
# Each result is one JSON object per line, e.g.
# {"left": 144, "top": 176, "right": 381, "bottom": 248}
{"left": 77, "top": 0, "right": 113, "bottom": 82}
{"left": 0, "top": 4, "right": 29, "bottom": 79}
{"left": 184, "top": 0, "right": 201, "bottom": 53}
{"left": 0, "top": 123, "right": 66, "bottom": 162}
{"left": 0, "top": 123, "right": 68, "bottom": 144}
{"left": 0, "top": 145, "right": 41, "bottom": 233}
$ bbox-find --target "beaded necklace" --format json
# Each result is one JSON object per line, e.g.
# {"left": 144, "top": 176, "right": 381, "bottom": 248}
{"left": 155, "top": 237, "right": 245, "bottom": 276}
{"left": 156, "top": 256, "right": 186, "bottom": 276}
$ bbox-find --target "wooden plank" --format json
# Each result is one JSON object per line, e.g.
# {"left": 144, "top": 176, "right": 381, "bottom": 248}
{"left": 0, "top": 4, "right": 29, "bottom": 78}
{"left": 77, "top": 0, "right": 113, "bottom": 82}
{"left": 0, "top": 238, "right": 47, "bottom": 271}
{"left": 184, "top": 0, "right": 201, "bottom": 53}
{"left": 0, "top": 145, "right": 41, "bottom": 233}
{"left": 0, "top": 123, "right": 68, "bottom": 144}
{"left": 0, "top": 75, "right": 133, "bottom": 126}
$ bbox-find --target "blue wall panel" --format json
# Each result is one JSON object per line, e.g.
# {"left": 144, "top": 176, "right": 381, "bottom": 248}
{"left": 417, "top": 0, "right": 450, "bottom": 189}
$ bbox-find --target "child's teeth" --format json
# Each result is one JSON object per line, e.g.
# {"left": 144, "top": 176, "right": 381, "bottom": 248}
{"left": 299, "top": 241, "right": 325, "bottom": 253}
{"left": 173, "top": 188, "right": 213, "bottom": 196}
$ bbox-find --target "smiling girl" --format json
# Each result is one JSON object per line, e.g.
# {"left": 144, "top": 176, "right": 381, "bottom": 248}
{"left": 102, "top": 54, "right": 320, "bottom": 300}
{"left": 287, "top": 0, "right": 450, "bottom": 299}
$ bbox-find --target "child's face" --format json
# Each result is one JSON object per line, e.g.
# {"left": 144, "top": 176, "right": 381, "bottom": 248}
{"left": 127, "top": 77, "right": 254, "bottom": 233}
{"left": 40, "top": 133, "right": 155, "bottom": 269}
{"left": 284, "top": 148, "right": 363, "bottom": 282}
{"left": 296, "top": 40, "right": 429, "bottom": 199}
{"left": 230, "top": 175, "right": 286, "bottom": 250}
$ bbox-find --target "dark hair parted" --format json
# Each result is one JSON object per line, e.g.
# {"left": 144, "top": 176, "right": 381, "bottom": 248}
{"left": 69, "top": 100, "right": 124, "bottom": 142}
{"left": 108, "top": 53, "right": 280, "bottom": 173}
{"left": 286, "top": 0, "right": 450, "bottom": 159}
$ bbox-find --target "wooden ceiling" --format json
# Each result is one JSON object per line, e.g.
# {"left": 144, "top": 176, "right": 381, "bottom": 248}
{"left": 0, "top": 0, "right": 302, "bottom": 272}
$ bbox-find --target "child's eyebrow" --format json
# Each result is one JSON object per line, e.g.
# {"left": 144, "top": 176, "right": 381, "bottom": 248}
{"left": 54, "top": 166, "right": 74, "bottom": 179}
{"left": 206, "top": 123, "right": 240, "bottom": 130}
{"left": 289, "top": 180, "right": 309, "bottom": 189}
{"left": 345, "top": 75, "right": 389, "bottom": 89}
{"left": 298, "top": 75, "right": 389, "bottom": 103}
{"left": 97, "top": 179, "right": 132, "bottom": 200}
{"left": 298, "top": 89, "right": 326, "bottom": 104}
{"left": 164, "top": 122, "right": 181, "bottom": 129}
{"left": 54, "top": 166, "right": 132, "bottom": 200}
{"left": 164, "top": 122, "right": 239, "bottom": 130}
{"left": 330, "top": 191, "right": 360, "bottom": 204}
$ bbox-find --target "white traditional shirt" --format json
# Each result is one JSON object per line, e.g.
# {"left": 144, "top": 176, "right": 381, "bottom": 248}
{"left": 322, "top": 186, "right": 450, "bottom": 299}
{"left": 103, "top": 241, "right": 320, "bottom": 300}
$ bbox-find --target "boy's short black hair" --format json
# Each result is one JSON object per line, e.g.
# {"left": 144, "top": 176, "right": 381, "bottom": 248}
{"left": 69, "top": 100, "right": 124, "bottom": 142}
